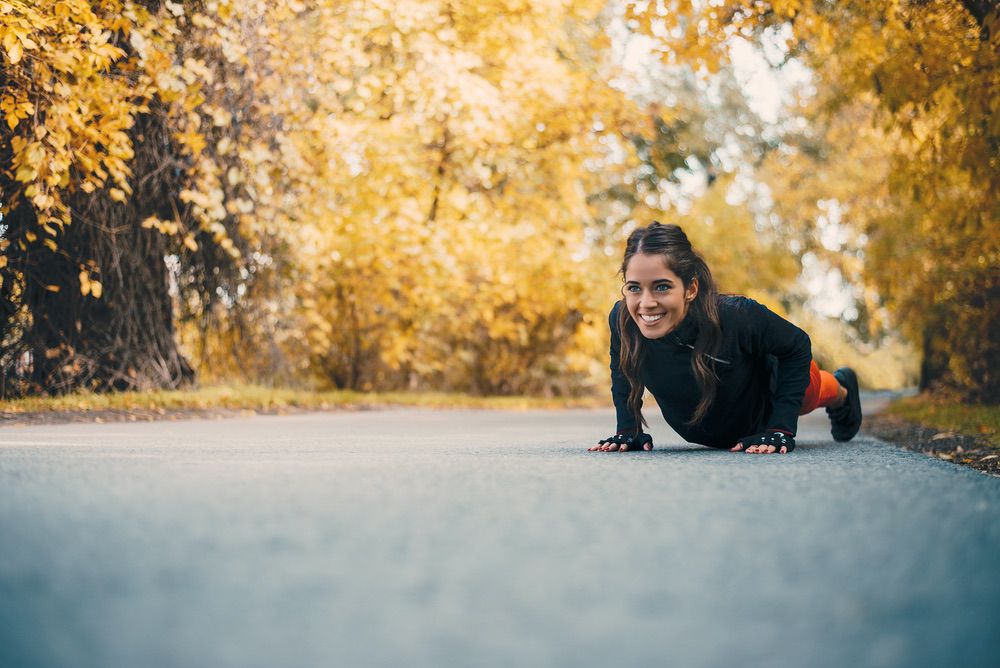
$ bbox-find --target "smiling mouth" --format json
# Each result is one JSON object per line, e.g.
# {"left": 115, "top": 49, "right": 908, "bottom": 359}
{"left": 640, "top": 314, "right": 664, "bottom": 324}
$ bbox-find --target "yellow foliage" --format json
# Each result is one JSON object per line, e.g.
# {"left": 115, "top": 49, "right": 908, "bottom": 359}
{"left": 626, "top": 0, "right": 999, "bottom": 397}
{"left": 265, "top": 0, "right": 628, "bottom": 393}
{"left": 16, "top": 0, "right": 954, "bottom": 399}
{"left": 1, "top": 0, "right": 279, "bottom": 277}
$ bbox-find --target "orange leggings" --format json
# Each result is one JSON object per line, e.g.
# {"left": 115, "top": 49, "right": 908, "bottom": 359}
{"left": 799, "top": 361, "right": 843, "bottom": 415}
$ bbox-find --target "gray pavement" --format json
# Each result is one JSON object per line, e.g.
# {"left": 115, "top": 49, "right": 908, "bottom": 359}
{"left": 1, "top": 399, "right": 999, "bottom": 668}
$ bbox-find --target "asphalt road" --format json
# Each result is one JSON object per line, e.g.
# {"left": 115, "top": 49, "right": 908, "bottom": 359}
{"left": 2, "top": 398, "right": 999, "bottom": 668}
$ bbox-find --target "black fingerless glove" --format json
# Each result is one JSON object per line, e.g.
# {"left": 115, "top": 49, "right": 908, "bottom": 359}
{"left": 597, "top": 432, "right": 653, "bottom": 450}
{"left": 739, "top": 430, "right": 795, "bottom": 452}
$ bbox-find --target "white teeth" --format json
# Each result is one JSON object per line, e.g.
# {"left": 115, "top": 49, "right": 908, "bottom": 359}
{"left": 640, "top": 314, "right": 664, "bottom": 323}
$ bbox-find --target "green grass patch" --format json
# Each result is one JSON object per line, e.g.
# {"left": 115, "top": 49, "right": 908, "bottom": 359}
{"left": 886, "top": 394, "right": 1000, "bottom": 447}
{"left": 0, "top": 384, "right": 606, "bottom": 416}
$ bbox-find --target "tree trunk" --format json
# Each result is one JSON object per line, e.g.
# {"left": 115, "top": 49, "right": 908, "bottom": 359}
{"left": 2, "top": 112, "right": 194, "bottom": 396}
{"left": 918, "top": 323, "right": 949, "bottom": 393}
{"left": 23, "top": 209, "right": 193, "bottom": 394}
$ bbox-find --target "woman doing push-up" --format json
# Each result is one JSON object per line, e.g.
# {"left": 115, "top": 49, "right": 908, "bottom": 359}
{"left": 589, "top": 222, "right": 862, "bottom": 455}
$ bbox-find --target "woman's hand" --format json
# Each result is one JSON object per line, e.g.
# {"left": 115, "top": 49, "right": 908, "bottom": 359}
{"left": 729, "top": 430, "right": 795, "bottom": 454}
{"left": 589, "top": 432, "right": 654, "bottom": 452}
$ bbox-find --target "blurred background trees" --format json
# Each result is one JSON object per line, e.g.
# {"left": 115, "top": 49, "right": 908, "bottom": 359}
{"left": 625, "top": 0, "right": 998, "bottom": 398}
{"left": 1, "top": 0, "right": 995, "bottom": 400}
{"left": 0, "top": 1, "right": 292, "bottom": 395}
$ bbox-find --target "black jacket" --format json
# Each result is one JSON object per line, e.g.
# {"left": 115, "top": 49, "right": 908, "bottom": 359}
{"left": 610, "top": 295, "right": 811, "bottom": 448}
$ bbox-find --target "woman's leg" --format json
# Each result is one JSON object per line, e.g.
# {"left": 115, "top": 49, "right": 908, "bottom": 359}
{"left": 799, "top": 360, "right": 846, "bottom": 415}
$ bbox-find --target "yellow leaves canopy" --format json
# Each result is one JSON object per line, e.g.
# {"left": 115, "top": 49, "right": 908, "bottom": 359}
{"left": 10, "top": 0, "right": 981, "bottom": 396}
{"left": 623, "top": 0, "right": 999, "bottom": 396}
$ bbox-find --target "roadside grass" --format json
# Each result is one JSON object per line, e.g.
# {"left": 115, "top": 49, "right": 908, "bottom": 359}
{"left": 0, "top": 384, "right": 606, "bottom": 416}
{"left": 886, "top": 394, "right": 1000, "bottom": 448}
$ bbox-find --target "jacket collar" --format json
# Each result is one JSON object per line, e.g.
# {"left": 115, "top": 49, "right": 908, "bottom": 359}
{"left": 669, "top": 313, "right": 698, "bottom": 345}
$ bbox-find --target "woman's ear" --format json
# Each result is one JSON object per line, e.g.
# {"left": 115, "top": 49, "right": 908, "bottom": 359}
{"left": 686, "top": 278, "right": 699, "bottom": 303}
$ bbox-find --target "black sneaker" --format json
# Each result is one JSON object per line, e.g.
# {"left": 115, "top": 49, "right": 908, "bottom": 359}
{"left": 826, "top": 367, "right": 862, "bottom": 442}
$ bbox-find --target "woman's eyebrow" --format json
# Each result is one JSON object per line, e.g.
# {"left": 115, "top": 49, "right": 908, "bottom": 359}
{"left": 625, "top": 278, "right": 674, "bottom": 284}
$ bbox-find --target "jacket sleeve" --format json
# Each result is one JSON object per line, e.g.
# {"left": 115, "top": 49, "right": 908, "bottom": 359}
{"left": 609, "top": 301, "right": 641, "bottom": 435}
{"left": 739, "top": 299, "right": 811, "bottom": 436}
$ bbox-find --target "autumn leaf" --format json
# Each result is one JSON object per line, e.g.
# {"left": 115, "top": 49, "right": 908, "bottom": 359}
{"left": 6, "top": 41, "right": 21, "bottom": 64}
{"left": 79, "top": 270, "right": 91, "bottom": 296}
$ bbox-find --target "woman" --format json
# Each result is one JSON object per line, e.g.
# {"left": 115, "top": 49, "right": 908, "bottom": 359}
{"left": 588, "top": 222, "right": 862, "bottom": 455}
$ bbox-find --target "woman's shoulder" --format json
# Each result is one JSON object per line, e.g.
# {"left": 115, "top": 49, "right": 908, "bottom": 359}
{"left": 716, "top": 294, "right": 775, "bottom": 333}
{"left": 608, "top": 299, "right": 624, "bottom": 327}
{"left": 717, "top": 294, "right": 764, "bottom": 315}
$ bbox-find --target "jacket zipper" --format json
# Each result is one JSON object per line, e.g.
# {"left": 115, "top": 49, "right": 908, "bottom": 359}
{"left": 673, "top": 338, "right": 732, "bottom": 365}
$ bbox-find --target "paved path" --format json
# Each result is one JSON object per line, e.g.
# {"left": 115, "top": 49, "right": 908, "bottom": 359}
{"left": 2, "top": 400, "right": 999, "bottom": 668}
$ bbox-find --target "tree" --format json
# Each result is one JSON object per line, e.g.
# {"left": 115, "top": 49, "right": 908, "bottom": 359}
{"left": 625, "top": 0, "right": 1000, "bottom": 399}
{"left": 0, "top": 1, "right": 297, "bottom": 396}
{"left": 282, "top": 0, "right": 637, "bottom": 394}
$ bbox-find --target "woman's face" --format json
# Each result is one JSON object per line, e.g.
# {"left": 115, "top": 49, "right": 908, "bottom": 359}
{"left": 623, "top": 252, "right": 698, "bottom": 339}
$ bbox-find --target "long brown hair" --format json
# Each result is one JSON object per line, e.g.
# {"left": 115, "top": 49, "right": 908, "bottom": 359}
{"left": 617, "top": 222, "right": 722, "bottom": 428}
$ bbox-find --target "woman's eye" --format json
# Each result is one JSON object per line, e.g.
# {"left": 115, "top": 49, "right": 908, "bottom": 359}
{"left": 655, "top": 284, "right": 669, "bottom": 292}
{"left": 626, "top": 285, "right": 640, "bottom": 293}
